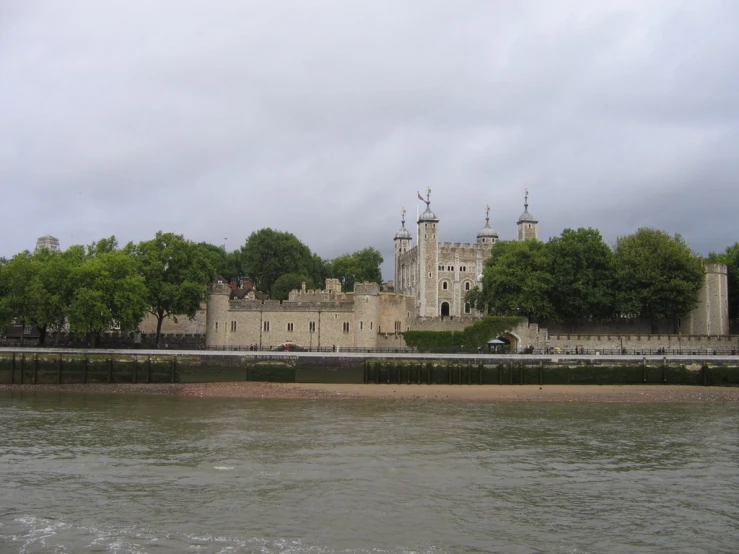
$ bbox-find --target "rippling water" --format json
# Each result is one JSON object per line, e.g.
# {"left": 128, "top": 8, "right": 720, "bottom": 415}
{"left": 1, "top": 391, "right": 738, "bottom": 553}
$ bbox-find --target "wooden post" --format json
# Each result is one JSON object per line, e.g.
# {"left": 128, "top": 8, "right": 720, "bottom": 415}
{"left": 20, "top": 354, "right": 24, "bottom": 385}
{"left": 539, "top": 363, "right": 543, "bottom": 385}
{"left": 58, "top": 355, "right": 63, "bottom": 384}
{"left": 11, "top": 352, "right": 15, "bottom": 385}
{"left": 663, "top": 365, "right": 667, "bottom": 383}
{"left": 108, "top": 359, "right": 113, "bottom": 383}
{"left": 132, "top": 359, "right": 137, "bottom": 384}
{"left": 33, "top": 353, "right": 38, "bottom": 384}
{"left": 499, "top": 365, "right": 502, "bottom": 385}
{"left": 146, "top": 357, "right": 151, "bottom": 383}
{"left": 83, "top": 356, "right": 87, "bottom": 384}
{"left": 171, "top": 357, "right": 176, "bottom": 383}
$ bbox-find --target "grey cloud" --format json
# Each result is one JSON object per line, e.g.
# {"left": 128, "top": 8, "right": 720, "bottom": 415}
{"left": 1, "top": 0, "right": 737, "bottom": 280}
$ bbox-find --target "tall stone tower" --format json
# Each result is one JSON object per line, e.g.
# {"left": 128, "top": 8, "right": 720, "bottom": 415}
{"left": 394, "top": 209, "right": 412, "bottom": 290}
{"left": 476, "top": 205, "right": 499, "bottom": 245}
{"left": 685, "top": 263, "right": 730, "bottom": 336}
{"left": 517, "top": 189, "right": 538, "bottom": 241}
{"left": 417, "top": 188, "right": 439, "bottom": 317}
{"left": 35, "top": 235, "right": 60, "bottom": 253}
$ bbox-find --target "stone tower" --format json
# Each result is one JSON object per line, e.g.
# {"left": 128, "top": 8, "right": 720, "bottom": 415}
{"left": 205, "top": 282, "right": 231, "bottom": 348}
{"left": 685, "top": 263, "right": 730, "bottom": 336}
{"left": 35, "top": 235, "right": 60, "bottom": 253}
{"left": 517, "top": 189, "right": 538, "bottom": 241}
{"left": 394, "top": 209, "right": 412, "bottom": 290}
{"left": 417, "top": 188, "right": 439, "bottom": 317}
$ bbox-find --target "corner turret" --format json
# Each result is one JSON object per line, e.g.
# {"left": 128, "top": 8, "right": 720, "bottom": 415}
{"left": 517, "top": 189, "right": 538, "bottom": 241}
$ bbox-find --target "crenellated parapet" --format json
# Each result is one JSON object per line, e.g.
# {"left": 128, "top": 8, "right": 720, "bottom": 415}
{"left": 354, "top": 282, "right": 381, "bottom": 296}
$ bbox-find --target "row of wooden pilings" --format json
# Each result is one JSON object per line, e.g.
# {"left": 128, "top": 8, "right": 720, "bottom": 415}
{"left": 3, "top": 353, "right": 177, "bottom": 385}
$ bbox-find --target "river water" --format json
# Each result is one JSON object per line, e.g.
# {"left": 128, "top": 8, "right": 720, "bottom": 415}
{"left": 0, "top": 392, "right": 737, "bottom": 554}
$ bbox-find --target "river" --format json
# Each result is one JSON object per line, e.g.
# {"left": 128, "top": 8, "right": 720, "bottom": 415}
{"left": 1, "top": 391, "right": 737, "bottom": 553}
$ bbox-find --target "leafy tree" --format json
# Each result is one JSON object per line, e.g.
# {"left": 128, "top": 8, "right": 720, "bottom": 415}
{"left": 547, "top": 228, "right": 615, "bottom": 325}
{"left": 67, "top": 250, "right": 148, "bottom": 346}
{"left": 240, "top": 228, "right": 316, "bottom": 293}
{"left": 196, "top": 242, "right": 241, "bottom": 282}
{"left": 708, "top": 242, "right": 739, "bottom": 320}
{"left": 0, "top": 252, "right": 36, "bottom": 345}
{"left": 328, "top": 247, "right": 383, "bottom": 291}
{"left": 612, "top": 228, "right": 704, "bottom": 331}
{"left": 132, "top": 232, "right": 214, "bottom": 348}
{"left": 86, "top": 235, "right": 119, "bottom": 256}
{"left": 271, "top": 273, "right": 314, "bottom": 301}
{"left": 470, "top": 240, "right": 554, "bottom": 321}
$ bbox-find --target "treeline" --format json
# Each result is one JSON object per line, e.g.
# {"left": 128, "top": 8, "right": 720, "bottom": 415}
{"left": 467, "top": 228, "right": 739, "bottom": 330}
{"left": 0, "top": 229, "right": 383, "bottom": 347}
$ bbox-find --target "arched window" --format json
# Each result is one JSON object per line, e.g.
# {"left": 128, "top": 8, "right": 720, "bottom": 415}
{"left": 440, "top": 302, "right": 450, "bottom": 317}
{"left": 465, "top": 282, "right": 471, "bottom": 291}
{"left": 442, "top": 281, "right": 448, "bottom": 290}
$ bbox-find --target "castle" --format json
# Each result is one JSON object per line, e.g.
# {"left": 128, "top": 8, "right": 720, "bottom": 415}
{"left": 394, "top": 188, "right": 537, "bottom": 319}
{"left": 142, "top": 190, "right": 732, "bottom": 353}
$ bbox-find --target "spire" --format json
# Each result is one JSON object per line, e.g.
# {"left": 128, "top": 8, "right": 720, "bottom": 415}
{"left": 394, "top": 207, "right": 412, "bottom": 240}
{"left": 477, "top": 204, "right": 498, "bottom": 242}
{"left": 517, "top": 188, "right": 537, "bottom": 224}
{"left": 417, "top": 186, "right": 438, "bottom": 222}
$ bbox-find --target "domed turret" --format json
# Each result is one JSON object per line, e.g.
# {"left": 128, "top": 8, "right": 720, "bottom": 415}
{"left": 477, "top": 205, "right": 498, "bottom": 244}
{"left": 517, "top": 189, "right": 539, "bottom": 241}
{"left": 394, "top": 210, "right": 412, "bottom": 241}
{"left": 417, "top": 189, "right": 438, "bottom": 223}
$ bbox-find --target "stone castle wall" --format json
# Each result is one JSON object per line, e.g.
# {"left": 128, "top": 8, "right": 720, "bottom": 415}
{"left": 684, "top": 264, "right": 729, "bottom": 336}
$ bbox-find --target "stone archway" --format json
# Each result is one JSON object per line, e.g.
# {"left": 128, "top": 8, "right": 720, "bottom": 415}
{"left": 501, "top": 331, "right": 520, "bottom": 353}
{"left": 440, "top": 302, "right": 450, "bottom": 317}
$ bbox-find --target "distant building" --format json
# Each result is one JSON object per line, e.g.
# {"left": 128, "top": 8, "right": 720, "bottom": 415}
{"left": 35, "top": 235, "right": 60, "bottom": 253}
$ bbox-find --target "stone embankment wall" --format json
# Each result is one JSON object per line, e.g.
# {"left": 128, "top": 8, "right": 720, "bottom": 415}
{"left": 3, "top": 350, "right": 739, "bottom": 386}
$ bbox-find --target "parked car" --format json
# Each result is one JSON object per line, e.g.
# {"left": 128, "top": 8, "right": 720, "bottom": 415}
{"left": 272, "top": 343, "right": 306, "bottom": 352}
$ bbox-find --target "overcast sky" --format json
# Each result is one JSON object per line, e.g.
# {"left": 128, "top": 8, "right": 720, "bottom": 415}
{"left": 2, "top": 0, "right": 738, "bottom": 279}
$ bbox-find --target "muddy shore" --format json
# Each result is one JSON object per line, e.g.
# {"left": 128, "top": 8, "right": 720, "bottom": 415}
{"left": 2, "top": 382, "right": 739, "bottom": 402}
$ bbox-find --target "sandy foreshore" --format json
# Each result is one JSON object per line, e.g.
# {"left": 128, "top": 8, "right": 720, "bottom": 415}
{"left": 2, "top": 382, "right": 739, "bottom": 402}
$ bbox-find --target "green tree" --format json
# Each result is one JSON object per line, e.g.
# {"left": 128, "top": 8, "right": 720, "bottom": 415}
{"left": 328, "top": 247, "right": 383, "bottom": 291}
{"left": 612, "top": 228, "right": 704, "bottom": 331}
{"left": 271, "top": 273, "right": 314, "bottom": 301}
{"left": 471, "top": 240, "right": 554, "bottom": 321}
{"left": 196, "top": 242, "right": 242, "bottom": 282}
{"left": 0, "top": 252, "right": 36, "bottom": 346}
{"left": 708, "top": 242, "right": 739, "bottom": 320}
{"left": 547, "top": 228, "right": 615, "bottom": 325}
{"left": 240, "top": 228, "right": 316, "bottom": 293}
{"left": 67, "top": 250, "right": 148, "bottom": 346}
{"left": 132, "top": 232, "right": 214, "bottom": 348}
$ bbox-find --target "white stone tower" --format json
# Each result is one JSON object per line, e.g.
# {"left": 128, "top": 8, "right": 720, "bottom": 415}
{"left": 35, "top": 235, "right": 60, "bottom": 253}
{"left": 517, "top": 189, "right": 538, "bottom": 241}
{"left": 393, "top": 208, "right": 412, "bottom": 291}
{"left": 417, "top": 187, "right": 439, "bottom": 317}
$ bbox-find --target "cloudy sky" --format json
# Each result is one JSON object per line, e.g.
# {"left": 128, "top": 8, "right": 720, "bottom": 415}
{"left": 2, "top": 0, "right": 738, "bottom": 279}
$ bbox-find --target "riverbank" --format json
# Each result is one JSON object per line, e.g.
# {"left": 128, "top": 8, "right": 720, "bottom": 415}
{"left": 2, "top": 382, "right": 739, "bottom": 402}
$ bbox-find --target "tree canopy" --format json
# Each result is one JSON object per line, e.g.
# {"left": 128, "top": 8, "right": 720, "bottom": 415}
{"left": 240, "top": 228, "right": 320, "bottom": 293}
{"left": 612, "top": 228, "right": 704, "bottom": 328}
{"left": 328, "top": 247, "right": 384, "bottom": 292}
{"left": 271, "top": 273, "right": 314, "bottom": 301}
{"left": 132, "top": 232, "right": 214, "bottom": 347}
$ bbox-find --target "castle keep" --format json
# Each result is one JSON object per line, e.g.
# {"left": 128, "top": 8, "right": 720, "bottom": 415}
{"left": 394, "top": 188, "right": 537, "bottom": 319}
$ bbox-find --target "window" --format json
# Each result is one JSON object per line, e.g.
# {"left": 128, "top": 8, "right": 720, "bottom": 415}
{"left": 263, "top": 321, "right": 270, "bottom": 332}
{"left": 287, "top": 322, "right": 294, "bottom": 332}
{"left": 231, "top": 321, "right": 237, "bottom": 332}
{"left": 395, "top": 321, "right": 401, "bottom": 332}
{"left": 442, "top": 281, "right": 448, "bottom": 290}
{"left": 465, "top": 282, "right": 471, "bottom": 291}
{"left": 360, "top": 321, "right": 364, "bottom": 330}
{"left": 215, "top": 322, "right": 218, "bottom": 331}
{"left": 309, "top": 321, "right": 316, "bottom": 332}
{"left": 343, "top": 322, "right": 350, "bottom": 333}
{"left": 370, "top": 322, "right": 373, "bottom": 330}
